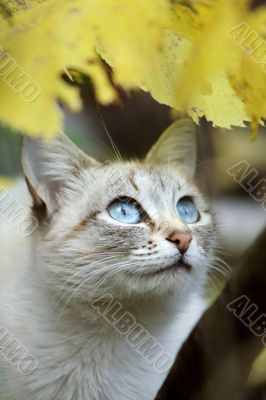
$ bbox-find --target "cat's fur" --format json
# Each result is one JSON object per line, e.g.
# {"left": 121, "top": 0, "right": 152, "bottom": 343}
{"left": 0, "top": 119, "right": 217, "bottom": 400}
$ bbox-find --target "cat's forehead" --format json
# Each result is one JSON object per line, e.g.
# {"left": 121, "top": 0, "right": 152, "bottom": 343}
{"left": 89, "top": 162, "right": 199, "bottom": 201}
{"left": 96, "top": 162, "right": 177, "bottom": 185}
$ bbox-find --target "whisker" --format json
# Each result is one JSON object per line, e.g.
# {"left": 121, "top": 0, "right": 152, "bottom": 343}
{"left": 55, "top": 260, "right": 140, "bottom": 321}
{"left": 89, "top": 108, "right": 124, "bottom": 163}
{"left": 52, "top": 254, "right": 124, "bottom": 306}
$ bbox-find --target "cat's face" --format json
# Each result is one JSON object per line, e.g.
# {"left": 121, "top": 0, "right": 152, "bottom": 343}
{"left": 22, "top": 119, "right": 217, "bottom": 304}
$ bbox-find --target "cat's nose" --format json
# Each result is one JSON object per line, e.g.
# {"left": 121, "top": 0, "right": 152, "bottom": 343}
{"left": 166, "top": 230, "right": 192, "bottom": 254}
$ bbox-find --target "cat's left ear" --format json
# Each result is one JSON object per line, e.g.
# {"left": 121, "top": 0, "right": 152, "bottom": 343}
{"left": 145, "top": 118, "right": 197, "bottom": 177}
{"left": 22, "top": 133, "right": 100, "bottom": 215}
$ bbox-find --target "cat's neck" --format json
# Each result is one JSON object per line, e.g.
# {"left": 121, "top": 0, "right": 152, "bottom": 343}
{"left": 4, "top": 251, "right": 206, "bottom": 400}
{"left": 29, "top": 261, "right": 181, "bottom": 338}
{"left": 25, "top": 259, "right": 204, "bottom": 374}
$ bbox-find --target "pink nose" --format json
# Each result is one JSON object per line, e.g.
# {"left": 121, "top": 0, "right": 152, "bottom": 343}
{"left": 166, "top": 230, "right": 192, "bottom": 254}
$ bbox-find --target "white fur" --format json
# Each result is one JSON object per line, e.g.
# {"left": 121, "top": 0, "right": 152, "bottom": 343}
{"left": 0, "top": 182, "right": 208, "bottom": 400}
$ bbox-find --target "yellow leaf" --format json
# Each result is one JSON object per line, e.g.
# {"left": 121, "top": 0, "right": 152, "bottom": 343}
{"left": 227, "top": 9, "right": 266, "bottom": 135}
{"left": 0, "top": 0, "right": 266, "bottom": 136}
{"left": 166, "top": 3, "right": 199, "bottom": 41}
{"left": 0, "top": 0, "right": 169, "bottom": 138}
{"left": 178, "top": 0, "right": 243, "bottom": 103}
{"left": 0, "top": 1, "right": 118, "bottom": 138}
{"left": 142, "top": 29, "right": 248, "bottom": 128}
{"left": 96, "top": 0, "right": 170, "bottom": 87}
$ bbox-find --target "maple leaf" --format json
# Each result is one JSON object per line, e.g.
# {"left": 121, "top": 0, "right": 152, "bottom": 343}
{"left": 0, "top": 0, "right": 266, "bottom": 138}
{"left": 227, "top": 8, "right": 266, "bottom": 136}
{"left": 0, "top": 0, "right": 169, "bottom": 137}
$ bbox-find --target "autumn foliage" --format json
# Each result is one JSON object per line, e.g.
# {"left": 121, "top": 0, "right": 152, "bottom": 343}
{"left": 0, "top": 0, "right": 266, "bottom": 138}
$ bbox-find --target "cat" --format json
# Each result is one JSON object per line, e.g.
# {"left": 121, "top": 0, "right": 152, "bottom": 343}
{"left": 0, "top": 118, "right": 217, "bottom": 400}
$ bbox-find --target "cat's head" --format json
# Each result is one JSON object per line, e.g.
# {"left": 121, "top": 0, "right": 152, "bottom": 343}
{"left": 22, "top": 119, "right": 217, "bottom": 305}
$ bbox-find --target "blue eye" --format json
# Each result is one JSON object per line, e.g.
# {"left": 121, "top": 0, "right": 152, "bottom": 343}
{"left": 108, "top": 198, "right": 142, "bottom": 224}
{"left": 176, "top": 198, "right": 199, "bottom": 224}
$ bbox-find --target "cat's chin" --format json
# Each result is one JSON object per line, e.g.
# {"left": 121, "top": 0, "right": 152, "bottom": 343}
{"left": 143, "top": 261, "right": 192, "bottom": 276}
{"left": 119, "top": 268, "right": 192, "bottom": 297}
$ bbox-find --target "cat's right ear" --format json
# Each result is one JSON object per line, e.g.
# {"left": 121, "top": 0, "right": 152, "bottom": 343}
{"left": 22, "top": 133, "right": 100, "bottom": 216}
{"left": 145, "top": 118, "right": 197, "bottom": 177}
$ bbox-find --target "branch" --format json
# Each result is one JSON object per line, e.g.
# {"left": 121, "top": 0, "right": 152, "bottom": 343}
{"left": 155, "top": 227, "right": 266, "bottom": 400}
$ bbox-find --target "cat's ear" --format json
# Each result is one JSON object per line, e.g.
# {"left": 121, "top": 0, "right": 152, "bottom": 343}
{"left": 22, "top": 133, "right": 100, "bottom": 215}
{"left": 145, "top": 118, "right": 197, "bottom": 177}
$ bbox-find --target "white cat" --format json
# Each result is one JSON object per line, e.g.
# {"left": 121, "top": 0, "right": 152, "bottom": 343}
{"left": 0, "top": 119, "right": 217, "bottom": 400}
